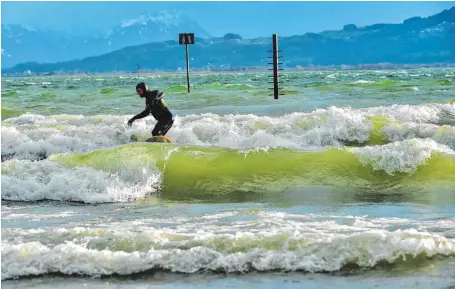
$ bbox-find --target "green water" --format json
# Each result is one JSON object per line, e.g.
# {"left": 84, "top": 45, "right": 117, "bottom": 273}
{"left": 1, "top": 70, "right": 454, "bottom": 117}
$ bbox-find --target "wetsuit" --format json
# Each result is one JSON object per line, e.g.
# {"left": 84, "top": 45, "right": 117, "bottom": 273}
{"left": 129, "top": 90, "right": 174, "bottom": 136}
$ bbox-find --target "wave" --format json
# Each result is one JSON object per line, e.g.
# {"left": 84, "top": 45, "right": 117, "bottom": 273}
{"left": 1, "top": 158, "right": 161, "bottom": 203}
{"left": 1, "top": 108, "right": 24, "bottom": 121}
{"left": 100, "top": 87, "right": 117, "bottom": 94}
{"left": 1, "top": 114, "right": 132, "bottom": 161}
{"left": 1, "top": 91, "right": 18, "bottom": 97}
{"left": 167, "top": 83, "right": 256, "bottom": 92}
{"left": 1, "top": 227, "right": 453, "bottom": 280}
{"left": 2, "top": 139, "right": 453, "bottom": 203}
{"left": 437, "top": 79, "right": 453, "bottom": 86}
{"left": 37, "top": 91, "right": 58, "bottom": 100}
{"left": 2, "top": 104, "right": 454, "bottom": 162}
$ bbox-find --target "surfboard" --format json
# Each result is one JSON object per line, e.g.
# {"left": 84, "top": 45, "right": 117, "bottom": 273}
{"left": 130, "top": 135, "right": 172, "bottom": 143}
{"left": 145, "top": 136, "right": 172, "bottom": 143}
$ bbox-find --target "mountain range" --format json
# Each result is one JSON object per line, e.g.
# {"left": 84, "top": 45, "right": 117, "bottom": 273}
{"left": 1, "top": 10, "right": 211, "bottom": 69}
{"left": 2, "top": 7, "right": 455, "bottom": 74}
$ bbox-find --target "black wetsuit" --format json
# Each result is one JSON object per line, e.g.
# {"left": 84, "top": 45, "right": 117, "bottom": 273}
{"left": 130, "top": 90, "right": 174, "bottom": 136}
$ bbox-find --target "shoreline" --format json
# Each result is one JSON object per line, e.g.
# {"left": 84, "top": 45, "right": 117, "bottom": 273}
{"left": 2, "top": 64, "right": 455, "bottom": 78}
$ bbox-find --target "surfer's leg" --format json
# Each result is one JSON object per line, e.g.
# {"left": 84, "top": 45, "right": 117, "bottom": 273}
{"left": 152, "top": 118, "right": 174, "bottom": 136}
{"left": 160, "top": 119, "right": 174, "bottom": 136}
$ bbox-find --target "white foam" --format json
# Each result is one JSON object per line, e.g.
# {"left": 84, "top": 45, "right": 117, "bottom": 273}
{"left": 2, "top": 211, "right": 77, "bottom": 221}
{"left": 170, "top": 107, "right": 375, "bottom": 149}
{"left": 364, "top": 103, "right": 455, "bottom": 123}
{"left": 2, "top": 104, "right": 454, "bottom": 162}
{"left": 350, "top": 80, "right": 376, "bottom": 84}
{"left": 1, "top": 114, "right": 133, "bottom": 160}
{"left": 6, "top": 113, "right": 54, "bottom": 125}
{"left": 1, "top": 159, "right": 161, "bottom": 203}
{"left": 383, "top": 123, "right": 455, "bottom": 149}
{"left": 350, "top": 138, "right": 455, "bottom": 175}
{"left": 169, "top": 105, "right": 455, "bottom": 150}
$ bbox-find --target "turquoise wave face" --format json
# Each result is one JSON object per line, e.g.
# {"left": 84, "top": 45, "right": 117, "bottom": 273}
{"left": 44, "top": 142, "right": 455, "bottom": 202}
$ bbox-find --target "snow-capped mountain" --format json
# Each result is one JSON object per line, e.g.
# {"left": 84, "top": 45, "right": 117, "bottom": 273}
{"left": 1, "top": 10, "right": 211, "bottom": 68}
{"left": 1, "top": 24, "right": 96, "bottom": 68}
{"left": 104, "top": 10, "right": 211, "bottom": 48}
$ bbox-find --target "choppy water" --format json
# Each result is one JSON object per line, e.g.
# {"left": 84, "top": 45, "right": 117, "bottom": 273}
{"left": 1, "top": 69, "right": 455, "bottom": 288}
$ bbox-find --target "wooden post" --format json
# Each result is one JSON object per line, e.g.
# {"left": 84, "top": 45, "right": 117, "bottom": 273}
{"left": 185, "top": 43, "right": 190, "bottom": 93}
{"left": 272, "top": 34, "right": 279, "bottom": 99}
{"left": 268, "top": 34, "right": 284, "bottom": 99}
{"left": 179, "top": 33, "right": 195, "bottom": 93}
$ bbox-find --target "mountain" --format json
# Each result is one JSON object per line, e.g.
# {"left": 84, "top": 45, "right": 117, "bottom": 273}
{"left": 1, "top": 24, "right": 109, "bottom": 69}
{"left": 3, "top": 7, "right": 455, "bottom": 74}
{"left": 1, "top": 10, "right": 211, "bottom": 69}
{"left": 105, "top": 10, "right": 210, "bottom": 49}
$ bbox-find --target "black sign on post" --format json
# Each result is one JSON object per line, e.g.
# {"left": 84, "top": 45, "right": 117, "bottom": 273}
{"left": 178, "top": 33, "right": 195, "bottom": 93}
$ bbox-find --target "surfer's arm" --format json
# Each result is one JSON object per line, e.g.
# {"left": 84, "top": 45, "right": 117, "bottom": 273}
{"left": 132, "top": 108, "right": 151, "bottom": 120}
{"left": 127, "top": 107, "right": 150, "bottom": 126}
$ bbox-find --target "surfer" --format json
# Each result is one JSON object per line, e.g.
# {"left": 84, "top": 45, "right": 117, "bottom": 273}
{"left": 127, "top": 82, "right": 174, "bottom": 137}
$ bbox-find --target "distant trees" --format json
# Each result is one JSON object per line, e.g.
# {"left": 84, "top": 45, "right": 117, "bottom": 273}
{"left": 343, "top": 24, "right": 357, "bottom": 32}
{"left": 223, "top": 33, "right": 243, "bottom": 40}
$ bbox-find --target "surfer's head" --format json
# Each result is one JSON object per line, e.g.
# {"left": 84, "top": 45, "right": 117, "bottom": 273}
{"left": 136, "top": 82, "right": 148, "bottom": 97}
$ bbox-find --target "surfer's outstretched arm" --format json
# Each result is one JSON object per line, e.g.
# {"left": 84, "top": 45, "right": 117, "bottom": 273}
{"left": 128, "top": 108, "right": 150, "bottom": 126}
{"left": 133, "top": 108, "right": 151, "bottom": 120}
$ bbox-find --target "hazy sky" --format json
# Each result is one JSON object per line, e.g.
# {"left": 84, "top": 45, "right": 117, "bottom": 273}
{"left": 2, "top": 1, "right": 454, "bottom": 38}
